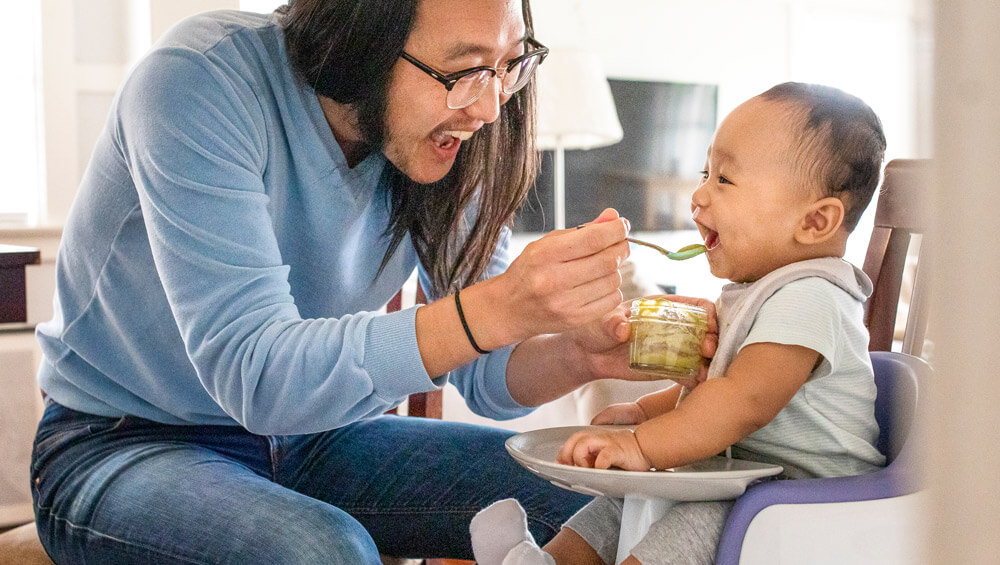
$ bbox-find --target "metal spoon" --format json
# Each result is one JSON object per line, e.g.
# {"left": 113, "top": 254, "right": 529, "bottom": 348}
{"left": 626, "top": 238, "right": 707, "bottom": 261}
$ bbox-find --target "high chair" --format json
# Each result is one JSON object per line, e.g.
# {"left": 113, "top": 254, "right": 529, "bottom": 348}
{"left": 506, "top": 428, "right": 783, "bottom": 565}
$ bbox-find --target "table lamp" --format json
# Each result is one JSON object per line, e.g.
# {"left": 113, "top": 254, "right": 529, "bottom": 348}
{"left": 535, "top": 47, "right": 623, "bottom": 229}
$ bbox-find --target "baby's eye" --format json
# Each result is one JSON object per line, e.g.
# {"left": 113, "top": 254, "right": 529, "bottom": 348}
{"left": 699, "top": 170, "right": 709, "bottom": 180}
{"left": 718, "top": 175, "right": 732, "bottom": 185}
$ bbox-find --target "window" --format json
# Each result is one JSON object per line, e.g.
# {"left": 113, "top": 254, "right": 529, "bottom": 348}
{"left": 0, "top": 4, "right": 43, "bottom": 226}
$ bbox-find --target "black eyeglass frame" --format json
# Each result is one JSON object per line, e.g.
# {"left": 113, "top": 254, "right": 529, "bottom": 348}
{"left": 401, "top": 37, "right": 549, "bottom": 95}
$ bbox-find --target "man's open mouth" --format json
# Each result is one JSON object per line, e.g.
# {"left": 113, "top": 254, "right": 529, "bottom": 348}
{"left": 431, "top": 130, "right": 474, "bottom": 150}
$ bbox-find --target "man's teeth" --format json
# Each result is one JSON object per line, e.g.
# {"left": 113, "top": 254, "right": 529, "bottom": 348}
{"left": 442, "top": 130, "right": 474, "bottom": 141}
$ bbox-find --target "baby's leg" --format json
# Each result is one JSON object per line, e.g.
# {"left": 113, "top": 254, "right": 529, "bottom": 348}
{"left": 560, "top": 496, "right": 625, "bottom": 564}
{"left": 628, "top": 500, "right": 734, "bottom": 565}
{"left": 471, "top": 498, "right": 608, "bottom": 565}
{"left": 543, "top": 527, "right": 606, "bottom": 565}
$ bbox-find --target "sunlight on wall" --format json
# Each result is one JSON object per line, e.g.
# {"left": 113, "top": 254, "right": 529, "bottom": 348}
{"left": 0, "top": 4, "right": 43, "bottom": 225}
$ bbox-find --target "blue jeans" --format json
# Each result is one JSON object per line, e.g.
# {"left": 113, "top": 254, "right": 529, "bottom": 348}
{"left": 31, "top": 401, "right": 590, "bottom": 564}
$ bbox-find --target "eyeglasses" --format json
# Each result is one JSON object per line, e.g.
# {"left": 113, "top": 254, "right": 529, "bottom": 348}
{"left": 401, "top": 38, "right": 549, "bottom": 110}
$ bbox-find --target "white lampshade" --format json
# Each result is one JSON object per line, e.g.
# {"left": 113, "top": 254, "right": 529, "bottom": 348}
{"left": 534, "top": 47, "right": 623, "bottom": 229}
{"left": 536, "top": 47, "right": 623, "bottom": 150}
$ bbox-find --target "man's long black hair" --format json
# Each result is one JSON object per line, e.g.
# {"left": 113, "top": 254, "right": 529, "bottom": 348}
{"left": 279, "top": 0, "right": 540, "bottom": 294}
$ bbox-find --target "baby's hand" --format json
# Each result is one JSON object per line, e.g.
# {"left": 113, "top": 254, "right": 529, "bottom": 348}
{"left": 557, "top": 428, "right": 652, "bottom": 471}
{"left": 590, "top": 402, "right": 648, "bottom": 425}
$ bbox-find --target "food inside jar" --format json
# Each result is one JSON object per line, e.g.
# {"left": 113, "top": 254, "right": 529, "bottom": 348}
{"left": 628, "top": 298, "right": 707, "bottom": 380}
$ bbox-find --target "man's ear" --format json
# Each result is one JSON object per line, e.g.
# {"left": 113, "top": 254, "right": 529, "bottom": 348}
{"left": 795, "top": 197, "right": 845, "bottom": 244}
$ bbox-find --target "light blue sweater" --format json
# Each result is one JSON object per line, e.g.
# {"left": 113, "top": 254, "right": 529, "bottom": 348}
{"left": 36, "top": 10, "right": 530, "bottom": 434}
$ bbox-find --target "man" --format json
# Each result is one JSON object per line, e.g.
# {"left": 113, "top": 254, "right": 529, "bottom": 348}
{"left": 32, "top": 1, "right": 653, "bottom": 562}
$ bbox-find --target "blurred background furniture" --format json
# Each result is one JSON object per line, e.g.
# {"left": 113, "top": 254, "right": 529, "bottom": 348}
{"left": 535, "top": 46, "right": 623, "bottom": 229}
{"left": 600, "top": 169, "right": 700, "bottom": 231}
{"left": 0, "top": 244, "right": 50, "bottom": 564}
{"left": 0, "top": 518, "right": 51, "bottom": 565}
{"left": 0, "top": 245, "right": 40, "bottom": 323}
{"left": 862, "top": 159, "right": 931, "bottom": 357}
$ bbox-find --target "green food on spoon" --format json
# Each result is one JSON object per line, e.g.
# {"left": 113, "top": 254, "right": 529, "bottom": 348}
{"left": 626, "top": 238, "right": 707, "bottom": 261}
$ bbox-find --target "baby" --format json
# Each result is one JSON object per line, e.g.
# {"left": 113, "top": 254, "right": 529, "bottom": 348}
{"left": 471, "top": 82, "right": 888, "bottom": 565}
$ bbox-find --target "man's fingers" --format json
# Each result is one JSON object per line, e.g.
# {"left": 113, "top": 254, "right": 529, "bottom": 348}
{"left": 565, "top": 271, "right": 624, "bottom": 310}
{"left": 592, "top": 208, "right": 625, "bottom": 226}
{"left": 576, "top": 208, "right": 625, "bottom": 228}
{"left": 551, "top": 218, "right": 630, "bottom": 263}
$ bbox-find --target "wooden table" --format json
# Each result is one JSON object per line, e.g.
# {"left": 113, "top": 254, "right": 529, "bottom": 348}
{"left": 0, "top": 244, "right": 41, "bottom": 324}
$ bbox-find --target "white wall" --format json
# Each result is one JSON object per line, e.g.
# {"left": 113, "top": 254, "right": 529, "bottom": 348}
{"left": 533, "top": 0, "right": 921, "bottom": 156}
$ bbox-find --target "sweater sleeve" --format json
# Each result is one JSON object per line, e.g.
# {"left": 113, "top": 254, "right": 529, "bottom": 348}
{"left": 431, "top": 226, "right": 534, "bottom": 420}
{"left": 116, "top": 44, "right": 438, "bottom": 434}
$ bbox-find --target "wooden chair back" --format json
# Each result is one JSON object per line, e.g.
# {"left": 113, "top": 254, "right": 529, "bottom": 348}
{"left": 861, "top": 159, "right": 932, "bottom": 357}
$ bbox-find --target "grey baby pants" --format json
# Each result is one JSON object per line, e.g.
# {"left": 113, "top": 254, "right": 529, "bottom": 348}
{"left": 563, "top": 496, "right": 734, "bottom": 565}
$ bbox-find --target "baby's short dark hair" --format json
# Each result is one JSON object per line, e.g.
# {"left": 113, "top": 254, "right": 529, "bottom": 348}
{"left": 761, "top": 82, "right": 886, "bottom": 232}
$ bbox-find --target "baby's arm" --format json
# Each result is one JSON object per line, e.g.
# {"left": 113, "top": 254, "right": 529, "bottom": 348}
{"left": 558, "top": 342, "right": 816, "bottom": 471}
{"left": 590, "top": 384, "right": 684, "bottom": 425}
{"left": 634, "top": 342, "right": 818, "bottom": 469}
{"left": 558, "top": 387, "right": 683, "bottom": 470}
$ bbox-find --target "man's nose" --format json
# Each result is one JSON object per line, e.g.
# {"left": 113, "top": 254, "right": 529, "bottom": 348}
{"left": 464, "top": 77, "right": 504, "bottom": 124}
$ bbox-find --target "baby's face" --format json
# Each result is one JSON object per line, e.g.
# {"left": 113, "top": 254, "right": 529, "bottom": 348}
{"left": 690, "top": 97, "right": 820, "bottom": 283}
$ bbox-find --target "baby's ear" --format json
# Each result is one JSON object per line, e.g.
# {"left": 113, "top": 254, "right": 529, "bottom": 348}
{"left": 795, "top": 197, "right": 845, "bottom": 244}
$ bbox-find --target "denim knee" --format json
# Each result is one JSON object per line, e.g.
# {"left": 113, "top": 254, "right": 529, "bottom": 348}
{"left": 227, "top": 502, "right": 381, "bottom": 564}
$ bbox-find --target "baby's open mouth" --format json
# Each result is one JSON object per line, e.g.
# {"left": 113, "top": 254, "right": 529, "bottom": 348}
{"left": 431, "top": 130, "right": 474, "bottom": 149}
{"left": 704, "top": 229, "right": 721, "bottom": 250}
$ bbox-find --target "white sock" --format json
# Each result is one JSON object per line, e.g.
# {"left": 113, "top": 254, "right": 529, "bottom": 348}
{"left": 502, "top": 540, "right": 557, "bottom": 565}
{"left": 470, "top": 498, "right": 545, "bottom": 565}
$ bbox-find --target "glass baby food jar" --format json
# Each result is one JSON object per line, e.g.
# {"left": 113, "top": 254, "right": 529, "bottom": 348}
{"left": 628, "top": 297, "right": 708, "bottom": 381}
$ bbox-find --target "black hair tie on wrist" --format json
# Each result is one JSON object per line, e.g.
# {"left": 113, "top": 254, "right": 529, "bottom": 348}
{"left": 454, "top": 290, "right": 490, "bottom": 355}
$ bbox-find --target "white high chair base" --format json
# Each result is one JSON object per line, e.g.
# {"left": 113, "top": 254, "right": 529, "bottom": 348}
{"left": 737, "top": 491, "right": 927, "bottom": 564}
{"left": 505, "top": 427, "right": 782, "bottom": 565}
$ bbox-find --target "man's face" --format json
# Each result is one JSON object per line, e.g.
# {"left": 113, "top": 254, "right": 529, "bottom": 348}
{"left": 382, "top": 0, "right": 526, "bottom": 184}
